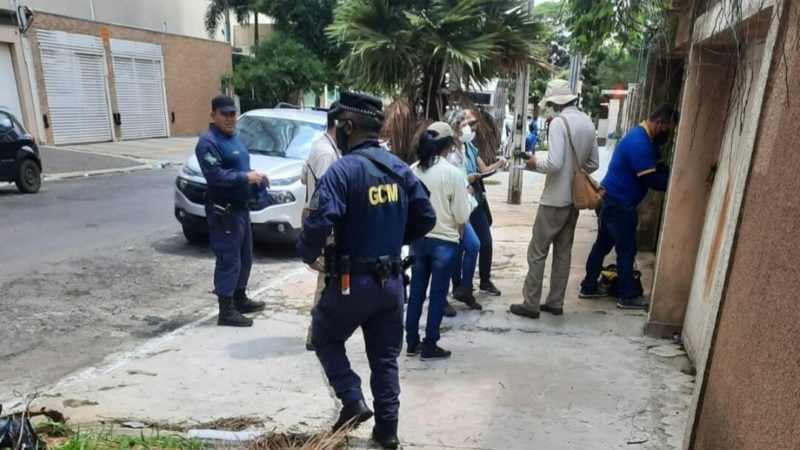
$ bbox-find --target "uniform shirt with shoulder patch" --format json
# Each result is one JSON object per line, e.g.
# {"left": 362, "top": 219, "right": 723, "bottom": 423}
{"left": 601, "top": 124, "right": 660, "bottom": 206}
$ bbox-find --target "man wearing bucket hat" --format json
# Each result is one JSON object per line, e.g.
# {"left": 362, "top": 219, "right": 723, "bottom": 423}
{"left": 510, "top": 79, "right": 599, "bottom": 319}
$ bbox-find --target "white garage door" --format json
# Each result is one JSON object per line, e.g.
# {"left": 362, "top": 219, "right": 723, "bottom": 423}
{"left": 0, "top": 44, "right": 24, "bottom": 122}
{"left": 38, "top": 30, "right": 113, "bottom": 144}
{"left": 110, "top": 39, "right": 168, "bottom": 140}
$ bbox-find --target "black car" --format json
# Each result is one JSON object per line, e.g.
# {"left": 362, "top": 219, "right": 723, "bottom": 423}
{"left": 0, "top": 108, "right": 42, "bottom": 193}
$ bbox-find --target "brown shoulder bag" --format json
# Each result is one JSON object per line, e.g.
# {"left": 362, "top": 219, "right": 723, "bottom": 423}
{"left": 560, "top": 117, "right": 604, "bottom": 210}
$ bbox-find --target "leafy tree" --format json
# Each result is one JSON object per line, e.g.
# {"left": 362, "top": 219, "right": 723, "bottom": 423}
{"left": 233, "top": 33, "right": 327, "bottom": 110}
{"left": 255, "top": 0, "right": 345, "bottom": 84}
{"left": 534, "top": 1, "right": 571, "bottom": 67}
{"left": 564, "top": 0, "right": 667, "bottom": 55}
{"left": 524, "top": 1, "right": 571, "bottom": 110}
{"left": 581, "top": 46, "right": 640, "bottom": 123}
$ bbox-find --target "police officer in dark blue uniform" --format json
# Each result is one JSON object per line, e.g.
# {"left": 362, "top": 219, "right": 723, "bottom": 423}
{"left": 297, "top": 93, "right": 436, "bottom": 449}
{"left": 196, "top": 95, "right": 269, "bottom": 327}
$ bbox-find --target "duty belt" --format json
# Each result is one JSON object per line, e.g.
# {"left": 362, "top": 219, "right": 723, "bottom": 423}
{"left": 323, "top": 249, "right": 413, "bottom": 288}
{"left": 349, "top": 257, "right": 404, "bottom": 276}
{"left": 206, "top": 197, "right": 249, "bottom": 211}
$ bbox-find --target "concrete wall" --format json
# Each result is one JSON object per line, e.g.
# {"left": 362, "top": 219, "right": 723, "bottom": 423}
{"left": 682, "top": 38, "right": 766, "bottom": 365}
{"left": 646, "top": 4, "right": 776, "bottom": 342}
{"left": 646, "top": 47, "right": 734, "bottom": 338}
{"left": 690, "top": 1, "right": 800, "bottom": 448}
{"left": 28, "top": 13, "right": 232, "bottom": 143}
{"left": 13, "top": 0, "right": 224, "bottom": 41}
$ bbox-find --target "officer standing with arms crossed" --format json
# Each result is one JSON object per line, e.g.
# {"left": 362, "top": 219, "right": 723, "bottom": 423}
{"left": 297, "top": 92, "right": 436, "bottom": 449}
{"left": 196, "top": 95, "right": 269, "bottom": 327}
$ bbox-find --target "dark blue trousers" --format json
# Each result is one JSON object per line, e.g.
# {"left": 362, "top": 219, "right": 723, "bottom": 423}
{"left": 581, "top": 197, "right": 640, "bottom": 299}
{"left": 206, "top": 205, "right": 252, "bottom": 298}
{"left": 470, "top": 202, "right": 494, "bottom": 285}
{"left": 312, "top": 274, "right": 404, "bottom": 435}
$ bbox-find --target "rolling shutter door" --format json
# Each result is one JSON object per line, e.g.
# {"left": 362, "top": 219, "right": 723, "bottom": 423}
{"left": 38, "top": 30, "right": 112, "bottom": 145}
{"left": 110, "top": 39, "right": 168, "bottom": 140}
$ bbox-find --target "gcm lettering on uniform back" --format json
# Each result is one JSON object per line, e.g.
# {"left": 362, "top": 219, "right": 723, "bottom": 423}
{"left": 368, "top": 183, "right": 399, "bottom": 206}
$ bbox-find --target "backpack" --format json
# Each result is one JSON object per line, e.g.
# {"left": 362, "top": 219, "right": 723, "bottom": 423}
{"left": 598, "top": 264, "right": 644, "bottom": 298}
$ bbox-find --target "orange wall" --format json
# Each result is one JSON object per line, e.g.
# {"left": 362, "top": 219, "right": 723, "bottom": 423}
{"left": 690, "top": 3, "right": 800, "bottom": 448}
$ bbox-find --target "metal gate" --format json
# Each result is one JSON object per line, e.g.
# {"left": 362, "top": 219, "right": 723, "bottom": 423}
{"left": 0, "top": 44, "right": 24, "bottom": 122}
{"left": 38, "top": 30, "right": 113, "bottom": 144}
{"left": 110, "top": 39, "right": 168, "bottom": 140}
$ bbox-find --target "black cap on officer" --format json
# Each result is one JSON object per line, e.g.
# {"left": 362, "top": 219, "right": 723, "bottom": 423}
{"left": 335, "top": 92, "right": 384, "bottom": 120}
{"left": 211, "top": 94, "right": 237, "bottom": 113}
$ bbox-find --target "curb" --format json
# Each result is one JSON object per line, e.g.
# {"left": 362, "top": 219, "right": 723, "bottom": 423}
{"left": 41, "top": 145, "right": 184, "bottom": 182}
{"left": 43, "top": 160, "right": 178, "bottom": 182}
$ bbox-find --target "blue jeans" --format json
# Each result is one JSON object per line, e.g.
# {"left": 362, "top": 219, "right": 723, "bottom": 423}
{"left": 451, "top": 222, "right": 480, "bottom": 289}
{"left": 406, "top": 237, "right": 459, "bottom": 349}
{"left": 581, "top": 197, "right": 639, "bottom": 299}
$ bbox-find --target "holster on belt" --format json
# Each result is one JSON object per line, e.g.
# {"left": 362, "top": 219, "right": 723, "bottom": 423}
{"left": 210, "top": 202, "right": 233, "bottom": 235}
{"left": 323, "top": 245, "right": 338, "bottom": 276}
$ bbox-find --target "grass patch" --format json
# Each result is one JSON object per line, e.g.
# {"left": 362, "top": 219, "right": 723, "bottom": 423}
{"left": 35, "top": 419, "right": 350, "bottom": 450}
{"left": 45, "top": 428, "right": 209, "bottom": 450}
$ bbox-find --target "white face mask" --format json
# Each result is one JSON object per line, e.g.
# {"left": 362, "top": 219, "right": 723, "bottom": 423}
{"left": 461, "top": 125, "right": 475, "bottom": 144}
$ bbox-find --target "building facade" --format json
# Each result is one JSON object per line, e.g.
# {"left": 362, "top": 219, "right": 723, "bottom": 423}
{"left": 1, "top": 0, "right": 232, "bottom": 144}
{"left": 630, "top": 0, "right": 799, "bottom": 447}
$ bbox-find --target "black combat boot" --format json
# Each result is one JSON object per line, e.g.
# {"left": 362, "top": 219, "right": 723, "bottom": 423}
{"left": 218, "top": 297, "right": 254, "bottom": 327}
{"left": 372, "top": 425, "right": 400, "bottom": 449}
{"left": 233, "top": 289, "right": 266, "bottom": 314}
{"left": 332, "top": 399, "right": 373, "bottom": 431}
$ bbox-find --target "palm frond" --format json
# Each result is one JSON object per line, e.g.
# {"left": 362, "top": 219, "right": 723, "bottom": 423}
{"left": 204, "top": 1, "right": 225, "bottom": 37}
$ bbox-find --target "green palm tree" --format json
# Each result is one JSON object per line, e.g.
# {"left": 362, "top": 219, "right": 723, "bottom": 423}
{"left": 205, "top": 0, "right": 260, "bottom": 44}
{"left": 329, "top": 0, "right": 546, "bottom": 161}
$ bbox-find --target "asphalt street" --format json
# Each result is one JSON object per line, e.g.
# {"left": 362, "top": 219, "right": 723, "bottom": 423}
{"left": 0, "top": 169, "right": 178, "bottom": 282}
{"left": 0, "top": 169, "right": 298, "bottom": 401}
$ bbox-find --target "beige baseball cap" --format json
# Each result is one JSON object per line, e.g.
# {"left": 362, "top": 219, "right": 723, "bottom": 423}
{"left": 427, "top": 121, "right": 455, "bottom": 142}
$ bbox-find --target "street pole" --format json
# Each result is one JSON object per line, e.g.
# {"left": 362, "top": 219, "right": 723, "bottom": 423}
{"left": 569, "top": 53, "right": 582, "bottom": 97}
{"left": 507, "top": 0, "right": 534, "bottom": 205}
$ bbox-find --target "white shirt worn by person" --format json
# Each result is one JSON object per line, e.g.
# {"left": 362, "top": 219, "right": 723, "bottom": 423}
{"left": 411, "top": 157, "right": 472, "bottom": 244}
{"left": 535, "top": 106, "right": 600, "bottom": 207}
{"left": 302, "top": 133, "right": 340, "bottom": 208}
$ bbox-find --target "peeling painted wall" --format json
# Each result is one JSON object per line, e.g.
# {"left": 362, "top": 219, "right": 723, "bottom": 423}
{"left": 682, "top": 40, "right": 766, "bottom": 366}
{"left": 690, "top": 1, "right": 800, "bottom": 447}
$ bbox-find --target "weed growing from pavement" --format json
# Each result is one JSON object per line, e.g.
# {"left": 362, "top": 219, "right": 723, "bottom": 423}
{"left": 45, "top": 428, "right": 209, "bottom": 450}
{"left": 37, "top": 423, "right": 350, "bottom": 450}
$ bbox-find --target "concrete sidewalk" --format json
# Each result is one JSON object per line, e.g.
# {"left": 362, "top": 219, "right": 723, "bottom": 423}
{"left": 28, "top": 149, "right": 694, "bottom": 449}
{"left": 39, "top": 137, "right": 197, "bottom": 179}
{"left": 39, "top": 147, "right": 148, "bottom": 180}
{"left": 55, "top": 137, "right": 197, "bottom": 165}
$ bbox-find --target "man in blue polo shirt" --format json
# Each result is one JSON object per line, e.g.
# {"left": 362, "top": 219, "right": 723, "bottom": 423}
{"left": 579, "top": 104, "right": 679, "bottom": 309}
